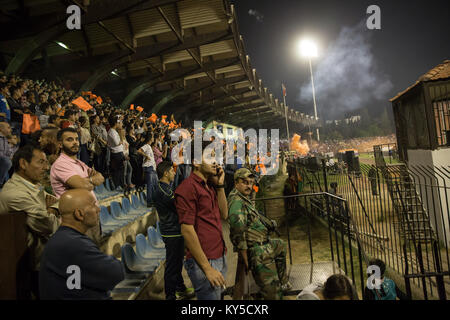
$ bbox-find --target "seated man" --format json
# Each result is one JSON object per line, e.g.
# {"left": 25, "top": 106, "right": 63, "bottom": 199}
{"left": 228, "top": 168, "right": 291, "bottom": 300}
{"left": 50, "top": 128, "right": 104, "bottom": 199}
{"left": 38, "top": 127, "right": 60, "bottom": 194}
{"left": 0, "top": 144, "right": 61, "bottom": 298}
{"left": 39, "top": 189, "right": 124, "bottom": 299}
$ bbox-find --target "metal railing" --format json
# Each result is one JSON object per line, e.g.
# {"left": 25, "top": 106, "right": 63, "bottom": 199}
{"left": 285, "top": 153, "right": 450, "bottom": 300}
{"left": 255, "top": 192, "right": 367, "bottom": 299}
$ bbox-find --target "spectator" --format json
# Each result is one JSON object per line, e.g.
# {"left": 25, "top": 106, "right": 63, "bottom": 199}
{"left": 60, "top": 109, "right": 78, "bottom": 129}
{"left": 78, "top": 116, "right": 91, "bottom": 165}
{"left": 0, "top": 121, "right": 19, "bottom": 187}
{"left": 126, "top": 125, "right": 142, "bottom": 187}
{"left": 138, "top": 133, "right": 157, "bottom": 207}
{"left": 0, "top": 83, "right": 11, "bottom": 122}
{"left": 174, "top": 142, "right": 228, "bottom": 300}
{"left": 50, "top": 128, "right": 104, "bottom": 199}
{"left": 7, "top": 86, "right": 24, "bottom": 133}
{"left": 152, "top": 134, "right": 168, "bottom": 166}
{"left": 90, "top": 115, "right": 108, "bottom": 176}
{"left": 38, "top": 127, "right": 60, "bottom": 194}
{"left": 38, "top": 103, "right": 53, "bottom": 128}
{"left": 47, "top": 114, "right": 61, "bottom": 128}
{"left": 119, "top": 127, "right": 134, "bottom": 189}
{"left": 154, "top": 161, "right": 194, "bottom": 300}
{"left": 296, "top": 274, "right": 356, "bottom": 300}
{"left": 364, "top": 258, "right": 408, "bottom": 300}
{"left": 107, "top": 115, "right": 125, "bottom": 189}
{"left": 0, "top": 144, "right": 61, "bottom": 298}
{"left": 39, "top": 189, "right": 124, "bottom": 300}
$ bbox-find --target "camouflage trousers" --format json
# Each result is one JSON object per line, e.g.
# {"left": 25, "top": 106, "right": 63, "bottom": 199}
{"left": 248, "top": 238, "right": 288, "bottom": 300}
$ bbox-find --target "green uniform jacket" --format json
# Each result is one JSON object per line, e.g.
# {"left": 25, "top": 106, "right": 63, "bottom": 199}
{"left": 227, "top": 188, "right": 272, "bottom": 252}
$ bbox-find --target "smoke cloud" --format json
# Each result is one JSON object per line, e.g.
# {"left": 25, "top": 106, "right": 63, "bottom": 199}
{"left": 248, "top": 9, "right": 264, "bottom": 22}
{"left": 299, "top": 21, "right": 393, "bottom": 119}
{"left": 290, "top": 134, "right": 310, "bottom": 156}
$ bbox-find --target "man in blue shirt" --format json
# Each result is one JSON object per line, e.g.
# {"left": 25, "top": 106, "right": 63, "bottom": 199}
{"left": 154, "top": 161, "right": 194, "bottom": 300}
{"left": 39, "top": 189, "right": 124, "bottom": 299}
{"left": 0, "top": 83, "right": 11, "bottom": 122}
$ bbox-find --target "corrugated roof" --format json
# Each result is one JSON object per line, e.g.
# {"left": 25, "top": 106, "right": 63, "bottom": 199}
{"left": 390, "top": 60, "right": 450, "bottom": 102}
{"left": 0, "top": 0, "right": 315, "bottom": 128}
{"left": 178, "top": 0, "right": 225, "bottom": 29}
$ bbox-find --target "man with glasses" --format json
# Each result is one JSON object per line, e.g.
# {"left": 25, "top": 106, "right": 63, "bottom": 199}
{"left": 228, "top": 168, "right": 291, "bottom": 300}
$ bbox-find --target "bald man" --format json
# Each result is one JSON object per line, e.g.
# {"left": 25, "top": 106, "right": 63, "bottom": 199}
{"left": 39, "top": 189, "right": 124, "bottom": 300}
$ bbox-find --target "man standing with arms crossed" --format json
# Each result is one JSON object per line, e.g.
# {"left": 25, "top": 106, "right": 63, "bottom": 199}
{"left": 175, "top": 143, "right": 228, "bottom": 300}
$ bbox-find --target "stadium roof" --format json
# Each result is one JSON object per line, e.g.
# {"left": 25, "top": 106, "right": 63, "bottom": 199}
{"left": 390, "top": 59, "right": 450, "bottom": 102}
{"left": 0, "top": 0, "right": 317, "bottom": 130}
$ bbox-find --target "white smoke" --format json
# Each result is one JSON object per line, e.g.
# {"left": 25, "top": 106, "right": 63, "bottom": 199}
{"left": 248, "top": 9, "right": 264, "bottom": 22}
{"left": 299, "top": 21, "right": 393, "bottom": 119}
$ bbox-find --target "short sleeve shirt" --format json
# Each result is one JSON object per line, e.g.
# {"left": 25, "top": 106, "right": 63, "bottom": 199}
{"left": 175, "top": 172, "right": 225, "bottom": 260}
{"left": 50, "top": 153, "right": 96, "bottom": 200}
{"left": 141, "top": 144, "right": 156, "bottom": 170}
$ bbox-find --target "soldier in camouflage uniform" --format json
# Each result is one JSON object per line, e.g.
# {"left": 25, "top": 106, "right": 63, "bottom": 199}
{"left": 228, "top": 168, "right": 291, "bottom": 300}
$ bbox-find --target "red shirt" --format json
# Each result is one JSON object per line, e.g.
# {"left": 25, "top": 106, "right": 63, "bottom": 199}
{"left": 175, "top": 172, "right": 225, "bottom": 260}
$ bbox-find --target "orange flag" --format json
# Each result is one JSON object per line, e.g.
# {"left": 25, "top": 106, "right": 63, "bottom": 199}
{"left": 148, "top": 113, "right": 158, "bottom": 123}
{"left": 72, "top": 96, "right": 93, "bottom": 111}
{"left": 253, "top": 185, "right": 259, "bottom": 193}
{"left": 130, "top": 104, "right": 134, "bottom": 110}
{"left": 136, "top": 106, "right": 144, "bottom": 112}
{"left": 96, "top": 96, "right": 103, "bottom": 104}
{"left": 22, "top": 114, "right": 41, "bottom": 134}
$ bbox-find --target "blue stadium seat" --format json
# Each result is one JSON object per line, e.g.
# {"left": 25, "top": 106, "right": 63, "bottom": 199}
{"left": 121, "top": 197, "right": 144, "bottom": 217}
{"left": 131, "top": 194, "right": 145, "bottom": 210}
{"left": 105, "top": 178, "right": 122, "bottom": 196}
{"left": 135, "top": 233, "right": 165, "bottom": 260}
{"left": 94, "top": 185, "right": 106, "bottom": 200}
{"left": 147, "top": 226, "right": 165, "bottom": 249}
{"left": 121, "top": 243, "right": 160, "bottom": 273}
{"left": 99, "top": 206, "right": 128, "bottom": 235}
{"left": 105, "top": 178, "right": 113, "bottom": 191}
{"left": 111, "top": 278, "right": 145, "bottom": 294}
{"left": 139, "top": 192, "right": 147, "bottom": 207}
{"left": 110, "top": 201, "right": 134, "bottom": 222}
{"left": 156, "top": 221, "right": 161, "bottom": 235}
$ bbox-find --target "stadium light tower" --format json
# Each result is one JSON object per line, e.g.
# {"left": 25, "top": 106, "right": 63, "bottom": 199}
{"left": 298, "top": 39, "right": 320, "bottom": 142}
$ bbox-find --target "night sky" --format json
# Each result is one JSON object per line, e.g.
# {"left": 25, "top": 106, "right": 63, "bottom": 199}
{"left": 230, "top": 0, "right": 450, "bottom": 120}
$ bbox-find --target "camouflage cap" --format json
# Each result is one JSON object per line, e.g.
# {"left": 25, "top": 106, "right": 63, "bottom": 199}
{"left": 234, "top": 168, "right": 255, "bottom": 181}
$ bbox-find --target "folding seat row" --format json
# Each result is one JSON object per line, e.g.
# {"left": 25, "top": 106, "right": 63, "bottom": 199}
{"left": 94, "top": 178, "right": 124, "bottom": 200}
{"left": 99, "top": 193, "right": 150, "bottom": 235}
{"left": 120, "top": 226, "right": 165, "bottom": 275}
{"left": 135, "top": 226, "right": 166, "bottom": 260}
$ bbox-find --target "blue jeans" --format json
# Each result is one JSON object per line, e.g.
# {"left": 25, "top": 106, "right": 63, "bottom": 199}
{"left": 184, "top": 255, "right": 227, "bottom": 300}
{"left": 144, "top": 167, "right": 158, "bottom": 205}
{"left": 0, "top": 156, "right": 12, "bottom": 186}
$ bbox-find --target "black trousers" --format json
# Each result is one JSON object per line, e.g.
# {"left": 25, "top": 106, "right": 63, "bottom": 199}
{"left": 110, "top": 152, "right": 125, "bottom": 188}
{"left": 162, "top": 236, "right": 186, "bottom": 300}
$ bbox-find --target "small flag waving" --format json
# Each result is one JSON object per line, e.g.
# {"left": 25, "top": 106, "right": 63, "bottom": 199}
{"left": 72, "top": 96, "right": 93, "bottom": 111}
{"left": 282, "top": 83, "right": 287, "bottom": 97}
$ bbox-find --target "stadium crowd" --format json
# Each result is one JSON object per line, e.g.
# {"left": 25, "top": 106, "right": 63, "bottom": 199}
{"left": 1, "top": 73, "right": 398, "bottom": 301}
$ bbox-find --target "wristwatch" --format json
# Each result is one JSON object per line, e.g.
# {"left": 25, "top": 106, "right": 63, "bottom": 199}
{"left": 215, "top": 184, "right": 225, "bottom": 189}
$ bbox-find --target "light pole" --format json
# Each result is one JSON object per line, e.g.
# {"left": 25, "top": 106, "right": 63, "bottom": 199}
{"left": 299, "top": 39, "right": 320, "bottom": 142}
